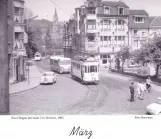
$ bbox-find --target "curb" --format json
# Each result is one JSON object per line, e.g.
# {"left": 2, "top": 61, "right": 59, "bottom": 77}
{"left": 10, "top": 84, "right": 40, "bottom": 96}
{"left": 110, "top": 70, "right": 161, "bottom": 86}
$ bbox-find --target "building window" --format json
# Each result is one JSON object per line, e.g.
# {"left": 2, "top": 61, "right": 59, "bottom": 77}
{"left": 87, "top": 20, "right": 96, "bottom": 29}
{"left": 135, "top": 17, "right": 144, "bottom": 23}
{"left": 103, "top": 55, "right": 107, "bottom": 58}
{"left": 14, "top": 7, "right": 19, "bottom": 14}
{"left": 104, "top": 7, "right": 110, "bottom": 14}
{"left": 101, "top": 20, "right": 111, "bottom": 29}
{"left": 108, "top": 36, "right": 111, "bottom": 41}
{"left": 118, "top": 36, "right": 125, "bottom": 41}
{"left": 87, "top": 7, "right": 96, "bottom": 14}
{"left": 117, "top": 20, "right": 124, "bottom": 29}
{"left": 102, "top": 59, "right": 107, "bottom": 64}
{"left": 104, "top": 36, "right": 107, "bottom": 41}
{"left": 100, "top": 36, "right": 103, "bottom": 41}
{"left": 118, "top": 7, "right": 124, "bottom": 15}
{"left": 88, "top": 35, "right": 95, "bottom": 42}
{"left": 134, "top": 30, "right": 138, "bottom": 36}
{"left": 115, "top": 36, "right": 117, "bottom": 40}
{"left": 15, "top": 33, "right": 19, "bottom": 39}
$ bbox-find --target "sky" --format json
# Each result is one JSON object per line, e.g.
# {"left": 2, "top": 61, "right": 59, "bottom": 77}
{"left": 25, "top": 0, "right": 161, "bottom": 22}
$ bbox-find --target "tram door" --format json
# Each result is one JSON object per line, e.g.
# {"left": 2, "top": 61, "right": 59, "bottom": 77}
{"left": 81, "top": 65, "right": 84, "bottom": 80}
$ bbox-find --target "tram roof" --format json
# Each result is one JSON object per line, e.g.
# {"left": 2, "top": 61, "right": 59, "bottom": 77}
{"left": 72, "top": 56, "right": 99, "bottom": 62}
{"left": 50, "top": 56, "right": 71, "bottom": 60}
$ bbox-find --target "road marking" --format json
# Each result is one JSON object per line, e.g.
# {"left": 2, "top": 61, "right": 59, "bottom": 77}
{"left": 87, "top": 89, "right": 91, "bottom": 97}
{"left": 96, "top": 91, "right": 101, "bottom": 101}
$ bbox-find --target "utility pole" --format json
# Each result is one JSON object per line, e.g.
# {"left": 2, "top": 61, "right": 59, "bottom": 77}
{"left": 0, "top": 0, "right": 9, "bottom": 114}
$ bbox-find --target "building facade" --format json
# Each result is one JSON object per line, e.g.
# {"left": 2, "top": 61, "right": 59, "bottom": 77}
{"left": 149, "top": 16, "right": 161, "bottom": 38}
{"left": 10, "top": 0, "right": 26, "bottom": 83}
{"left": 129, "top": 10, "right": 150, "bottom": 50}
{"left": 63, "top": 0, "right": 161, "bottom": 67}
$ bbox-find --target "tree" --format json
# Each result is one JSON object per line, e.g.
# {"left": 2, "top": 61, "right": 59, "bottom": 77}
{"left": 24, "top": 7, "right": 34, "bottom": 20}
{"left": 133, "top": 34, "right": 161, "bottom": 78}
{"left": 117, "top": 45, "right": 131, "bottom": 72}
{"left": 45, "top": 26, "right": 53, "bottom": 54}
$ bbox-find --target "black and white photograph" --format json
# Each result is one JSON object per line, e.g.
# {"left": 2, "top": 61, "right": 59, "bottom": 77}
{"left": 1, "top": 0, "right": 161, "bottom": 116}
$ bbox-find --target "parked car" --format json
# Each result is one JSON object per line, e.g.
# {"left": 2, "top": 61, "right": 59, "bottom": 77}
{"left": 146, "top": 97, "right": 161, "bottom": 115}
{"left": 40, "top": 71, "right": 57, "bottom": 85}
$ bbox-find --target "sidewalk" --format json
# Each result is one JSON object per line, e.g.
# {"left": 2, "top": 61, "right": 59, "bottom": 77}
{"left": 111, "top": 69, "right": 161, "bottom": 86}
{"left": 9, "top": 65, "right": 42, "bottom": 95}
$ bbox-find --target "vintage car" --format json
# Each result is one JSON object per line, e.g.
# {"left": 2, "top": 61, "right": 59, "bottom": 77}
{"left": 40, "top": 71, "right": 57, "bottom": 84}
{"left": 146, "top": 97, "right": 161, "bottom": 115}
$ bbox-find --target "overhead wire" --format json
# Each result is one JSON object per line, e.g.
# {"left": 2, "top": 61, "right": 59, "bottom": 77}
{"left": 50, "top": 0, "right": 71, "bottom": 18}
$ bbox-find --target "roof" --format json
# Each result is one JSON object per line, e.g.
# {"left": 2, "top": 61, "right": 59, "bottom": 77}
{"left": 129, "top": 10, "right": 148, "bottom": 16}
{"left": 149, "top": 16, "right": 161, "bottom": 27}
{"left": 129, "top": 10, "right": 150, "bottom": 29}
{"left": 100, "top": 1, "right": 129, "bottom": 8}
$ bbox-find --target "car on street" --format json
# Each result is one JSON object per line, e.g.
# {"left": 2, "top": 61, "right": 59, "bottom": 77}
{"left": 40, "top": 71, "right": 57, "bottom": 85}
{"left": 146, "top": 97, "right": 161, "bottom": 115}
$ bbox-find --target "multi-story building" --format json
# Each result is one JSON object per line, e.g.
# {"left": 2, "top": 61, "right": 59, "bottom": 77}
{"left": 10, "top": 0, "right": 26, "bottom": 82}
{"left": 129, "top": 10, "right": 150, "bottom": 50}
{"left": 63, "top": 0, "right": 161, "bottom": 67}
{"left": 64, "top": 0, "right": 130, "bottom": 66}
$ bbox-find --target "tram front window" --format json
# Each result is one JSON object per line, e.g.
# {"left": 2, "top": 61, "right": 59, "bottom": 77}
{"left": 89, "top": 66, "right": 97, "bottom": 73}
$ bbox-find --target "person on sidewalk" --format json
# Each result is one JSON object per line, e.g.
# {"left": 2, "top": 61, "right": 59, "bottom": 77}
{"left": 129, "top": 82, "right": 135, "bottom": 102}
{"left": 146, "top": 77, "right": 152, "bottom": 93}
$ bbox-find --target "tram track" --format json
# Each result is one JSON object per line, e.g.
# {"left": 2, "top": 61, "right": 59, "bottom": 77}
{"left": 60, "top": 81, "right": 108, "bottom": 115}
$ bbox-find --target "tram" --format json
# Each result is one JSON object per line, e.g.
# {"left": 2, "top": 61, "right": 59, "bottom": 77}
{"left": 50, "top": 56, "right": 71, "bottom": 73}
{"left": 71, "top": 56, "right": 99, "bottom": 84}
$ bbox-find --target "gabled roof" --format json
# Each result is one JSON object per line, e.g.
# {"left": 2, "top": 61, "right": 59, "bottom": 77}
{"left": 129, "top": 10, "right": 148, "bottom": 16}
{"left": 100, "top": 1, "right": 129, "bottom": 8}
{"left": 129, "top": 9, "right": 150, "bottom": 29}
{"left": 149, "top": 16, "right": 161, "bottom": 27}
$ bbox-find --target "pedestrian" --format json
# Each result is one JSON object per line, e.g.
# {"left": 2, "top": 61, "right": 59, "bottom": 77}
{"left": 136, "top": 82, "right": 146, "bottom": 100}
{"left": 146, "top": 77, "right": 152, "bottom": 93}
{"left": 129, "top": 82, "right": 135, "bottom": 102}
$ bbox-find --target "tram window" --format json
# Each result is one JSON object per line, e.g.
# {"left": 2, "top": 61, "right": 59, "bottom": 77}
{"left": 89, "top": 66, "right": 97, "bottom": 72}
{"left": 85, "top": 66, "right": 87, "bottom": 73}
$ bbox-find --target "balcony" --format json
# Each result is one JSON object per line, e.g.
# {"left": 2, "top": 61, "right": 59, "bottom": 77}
{"left": 115, "top": 28, "right": 125, "bottom": 32}
{"left": 86, "top": 14, "right": 97, "bottom": 20}
{"left": 99, "top": 47, "right": 113, "bottom": 53}
{"left": 100, "top": 28, "right": 111, "bottom": 32}
{"left": 14, "top": 25, "right": 25, "bottom": 32}
{"left": 86, "top": 28, "right": 98, "bottom": 34}
{"left": 14, "top": 0, "right": 24, "bottom": 8}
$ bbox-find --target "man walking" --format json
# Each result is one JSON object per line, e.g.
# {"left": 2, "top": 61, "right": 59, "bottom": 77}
{"left": 129, "top": 82, "right": 135, "bottom": 102}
